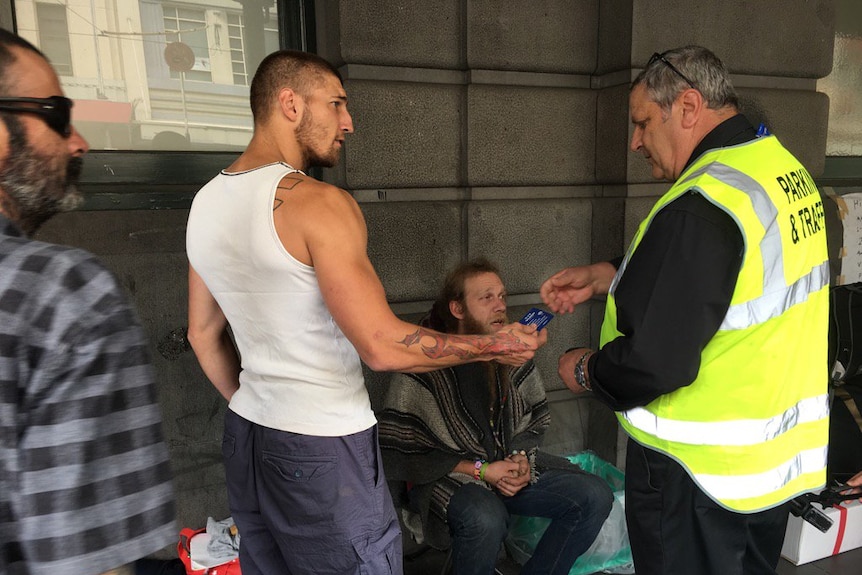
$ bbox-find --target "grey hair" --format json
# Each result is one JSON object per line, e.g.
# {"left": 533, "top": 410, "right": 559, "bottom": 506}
{"left": 632, "top": 45, "right": 739, "bottom": 114}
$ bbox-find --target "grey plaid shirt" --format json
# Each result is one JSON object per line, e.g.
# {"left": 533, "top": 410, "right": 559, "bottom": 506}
{"left": 0, "top": 214, "right": 176, "bottom": 575}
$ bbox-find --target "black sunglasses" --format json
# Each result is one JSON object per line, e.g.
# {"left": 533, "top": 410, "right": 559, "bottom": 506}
{"left": 0, "top": 96, "right": 73, "bottom": 137}
{"left": 648, "top": 52, "right": 698, "bottom": 90}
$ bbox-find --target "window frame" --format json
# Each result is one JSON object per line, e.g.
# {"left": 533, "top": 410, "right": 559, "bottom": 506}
{"left": 820, "top": 158, "right": 862, "bottom": 188}
{"left": 3, "top": 0, "right": 316, "bottom": 210}
{"left": 35, "top": 2, "right": 73, "bottom": 76}
{"left": 161, "top": 3, "right": 213, "bottom": 83}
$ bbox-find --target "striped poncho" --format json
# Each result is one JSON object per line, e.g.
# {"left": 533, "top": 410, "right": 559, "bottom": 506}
{"left": 379, "top": 360, "right": 576, "bottom": 549}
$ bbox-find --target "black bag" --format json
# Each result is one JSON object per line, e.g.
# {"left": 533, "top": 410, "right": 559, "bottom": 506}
{"left": 828, "top": 283, "right": 862, "bottom": 383}
{"left": 828, "top": 381, "right": 862, "bottom": 483}
{"left": 827, "top": 283, "right": 862, "bottom": 482}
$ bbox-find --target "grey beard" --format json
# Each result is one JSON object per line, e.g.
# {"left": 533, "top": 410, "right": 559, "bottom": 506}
{"left": 0, "top": 115, "right": 83, "bottom": 235}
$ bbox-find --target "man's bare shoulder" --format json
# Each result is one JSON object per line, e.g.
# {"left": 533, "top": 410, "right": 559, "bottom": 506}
{"left": 275, "top": 173, "right": 355, "bottom": 208}
{"left": 272, "top": 174, "right": 364, "bottom": 265}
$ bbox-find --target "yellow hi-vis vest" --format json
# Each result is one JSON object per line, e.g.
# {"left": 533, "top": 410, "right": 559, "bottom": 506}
{"left": 601, "top": 136, "right": 830, "bottom": 513}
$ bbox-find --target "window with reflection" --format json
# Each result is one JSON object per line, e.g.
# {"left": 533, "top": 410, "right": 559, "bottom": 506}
{"left": 12, "top": 0, "right": 287, "bottom": 151}
{"left": 35, "top": 2, "right": 73, "bottom": 76}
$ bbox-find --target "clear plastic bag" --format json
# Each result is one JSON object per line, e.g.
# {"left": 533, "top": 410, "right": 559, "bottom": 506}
{"left": 505, "top": 451, "right": 634, "bottom": 575}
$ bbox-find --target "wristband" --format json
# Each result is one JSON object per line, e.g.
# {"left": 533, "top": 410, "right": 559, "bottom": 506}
{"left": 479, "top": 462, "right": 490, "bottom": 482}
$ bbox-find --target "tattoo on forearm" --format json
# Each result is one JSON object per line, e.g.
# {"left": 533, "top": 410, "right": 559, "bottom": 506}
{"left": 397, "top": 327, "right": 527, "bottom": 360}
{"left": 399, "top": 330, "right": 423, "bottom": 347}
{"left": 418, "top": 333, "right": 475, "bottom": 360}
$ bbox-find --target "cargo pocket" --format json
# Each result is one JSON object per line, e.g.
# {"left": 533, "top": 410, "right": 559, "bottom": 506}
{"left": 352, "top": 523, "right": 402, "bottom": 575}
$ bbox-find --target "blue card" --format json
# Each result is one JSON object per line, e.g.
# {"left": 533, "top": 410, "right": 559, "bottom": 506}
{"left": 519, "top": 307, "right": 554, "bottom": 331}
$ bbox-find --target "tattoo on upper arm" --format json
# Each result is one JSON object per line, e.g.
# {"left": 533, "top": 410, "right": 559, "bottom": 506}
{"left": 278, "top": 176, "right": 303, "bottom": 191}
{"left": 274, "top": 175, "right": 304, "bottom": 212}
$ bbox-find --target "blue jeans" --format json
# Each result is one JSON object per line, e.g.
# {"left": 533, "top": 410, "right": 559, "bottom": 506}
{"left": 447, "top": 470, "right": 613, "bottom": 575}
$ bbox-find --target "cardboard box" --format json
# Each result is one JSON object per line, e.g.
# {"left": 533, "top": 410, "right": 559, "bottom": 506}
{"left": 781, "top": 497, "right": 862, "bottom": 565}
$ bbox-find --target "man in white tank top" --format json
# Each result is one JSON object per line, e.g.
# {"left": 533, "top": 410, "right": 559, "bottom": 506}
{"left": 186, "top": 50, "right": 546, "bottom": 575}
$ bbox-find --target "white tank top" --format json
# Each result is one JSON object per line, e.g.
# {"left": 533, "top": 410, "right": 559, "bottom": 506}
{"left": 186, "top": 162, "right": 375, "bottom": 436}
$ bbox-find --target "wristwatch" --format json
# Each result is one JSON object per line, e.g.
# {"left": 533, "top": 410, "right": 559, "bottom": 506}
{"left": 574, "top": 351, "right": 592, "bottom": 391}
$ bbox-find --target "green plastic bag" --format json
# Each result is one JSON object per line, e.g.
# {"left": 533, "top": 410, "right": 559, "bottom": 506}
{"left": 505, "top": 451, "right": 634, "bottom": 575}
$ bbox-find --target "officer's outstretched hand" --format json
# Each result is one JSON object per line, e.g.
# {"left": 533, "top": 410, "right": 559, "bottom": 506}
{"left": 541, "top": 267, "right": 593, "bottom": 314}
{"left": 540, "top": 262, "right": 617, "bottom": 314}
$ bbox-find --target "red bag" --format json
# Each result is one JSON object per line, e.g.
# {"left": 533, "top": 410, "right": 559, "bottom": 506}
{"left": 178, "top": 527, "right": 242, "bottom": 575}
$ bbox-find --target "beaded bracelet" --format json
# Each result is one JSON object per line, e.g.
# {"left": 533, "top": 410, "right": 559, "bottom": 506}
{"left": 473, "top": 459, "right": 485, "bottom": 481}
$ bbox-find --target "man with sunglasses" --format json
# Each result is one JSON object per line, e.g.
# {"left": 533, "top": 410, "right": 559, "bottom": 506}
{"left": 541, "top": 45, "right": 829, "bottom": 575}
{"left": 0, "top": 29, "right": 176, "bottom": 575}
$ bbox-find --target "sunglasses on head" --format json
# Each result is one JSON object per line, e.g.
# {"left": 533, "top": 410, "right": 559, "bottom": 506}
{"left": 648, "top": 52, "right": 698, "bottom": 91}
{"left": 0, "top": 96, "right": 73, "bottom": 137}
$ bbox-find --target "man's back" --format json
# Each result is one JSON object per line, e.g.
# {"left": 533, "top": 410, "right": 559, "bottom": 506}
{"left": 186, "top": 162, "right": 374, "bottom": 437}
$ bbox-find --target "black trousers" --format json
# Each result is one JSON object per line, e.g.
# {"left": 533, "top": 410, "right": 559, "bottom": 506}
{"left": 624, "top": 438, "right": 790, "bottom": 575}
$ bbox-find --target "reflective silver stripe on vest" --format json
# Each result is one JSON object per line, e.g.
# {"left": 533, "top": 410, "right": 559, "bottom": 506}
{"left": 608, "top": 242, "right": 633, "bottom": 295}
{"left": 695, "top": 162, "right": 784, "bottom": 288}
{"left": 617, "top": 160, "right": 827, "bottom": 329}
{"left": 612, "top": 157, "right": 827, "bottom": 330}
{"left": 697, "top": 446, "right": 827, "bottom": 501}
{"left": 609, "top": 161, "right": 774, "bottom": 297}
{"left": 701, "top": 163, "right": 828, "bottom": 330}
{"left": 621, "top": 393, "right": 829, "bottom": 446}
{"left": 722, "top": 260, "right": 830, "bottom": 330}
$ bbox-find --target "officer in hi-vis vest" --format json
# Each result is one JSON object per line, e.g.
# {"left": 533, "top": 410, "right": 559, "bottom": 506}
{"left": 541, "top": 45, "right": 829, "bottom": 575}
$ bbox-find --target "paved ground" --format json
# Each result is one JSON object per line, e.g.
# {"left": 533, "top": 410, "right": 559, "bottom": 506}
{"left": 777, "top": 546, "right": 862, "bottom": 575}
{"left": 403, "top": 538, "right": 862, "bottom": 575}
